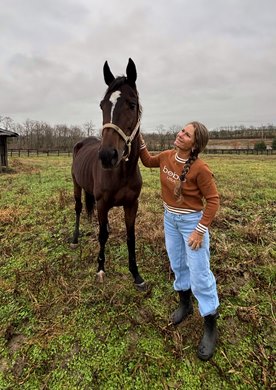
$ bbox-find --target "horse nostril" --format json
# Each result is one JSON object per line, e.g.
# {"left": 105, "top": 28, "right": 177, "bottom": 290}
{"left": 111, "top": 149, "right": 117, "bottom": 158}
{"left": 99, "top": 148, "right": 118, "bottom": 168}
{"left": 110, "top": 149, "right": 118, "bottom": 165}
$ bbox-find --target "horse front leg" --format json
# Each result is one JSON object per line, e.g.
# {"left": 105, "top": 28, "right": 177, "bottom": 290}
{"left": 97, "top": 205, "right": 109, "bottom": 282}
{"left": 124, "top": 201, "right": 146, "bottom": 290}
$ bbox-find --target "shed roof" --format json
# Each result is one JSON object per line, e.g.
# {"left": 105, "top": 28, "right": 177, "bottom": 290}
{"left": 0, "top": 128, "right": 19, "bottom": 137}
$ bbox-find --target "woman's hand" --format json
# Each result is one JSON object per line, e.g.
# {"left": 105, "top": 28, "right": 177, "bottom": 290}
{"left": 188, "top": 230, "right": 204, "bottom": 250}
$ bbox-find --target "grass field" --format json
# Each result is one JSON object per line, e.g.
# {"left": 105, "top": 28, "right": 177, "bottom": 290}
{"left": 0, "top": 155, "right": 275, "bottom": 389}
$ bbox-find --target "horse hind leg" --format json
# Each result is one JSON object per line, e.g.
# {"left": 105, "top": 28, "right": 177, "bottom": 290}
{"left": 71, "top": 180, "right": 82, "bottom": 248}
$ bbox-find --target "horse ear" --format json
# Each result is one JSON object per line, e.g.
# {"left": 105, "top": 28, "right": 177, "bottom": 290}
{"left": 126, "top": 58, "right": 137, "bottom": 84}
{"left": 103, "top": 61, "right": 115, "bottom": 86}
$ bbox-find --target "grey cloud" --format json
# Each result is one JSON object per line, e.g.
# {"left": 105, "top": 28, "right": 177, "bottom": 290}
{"left": 1, "top": 0, "right": 276, "bottom": 130}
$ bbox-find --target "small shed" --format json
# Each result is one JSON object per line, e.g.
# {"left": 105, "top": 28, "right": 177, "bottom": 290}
{"left": 0, "top": 128, "right": 19, "bottom": 168}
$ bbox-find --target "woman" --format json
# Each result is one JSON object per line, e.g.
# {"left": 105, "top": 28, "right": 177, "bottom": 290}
{"left": 140, "top": 121, "right": 220, "bottom": 360}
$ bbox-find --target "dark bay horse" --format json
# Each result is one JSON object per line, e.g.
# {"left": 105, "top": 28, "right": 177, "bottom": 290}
{"left": 71, "top": 58, "right": 145, "bottom": 289}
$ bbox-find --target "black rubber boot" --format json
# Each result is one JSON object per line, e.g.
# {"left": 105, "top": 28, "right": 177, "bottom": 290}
{"left": 171, "top": 289, "right": 193, "bottom": 325}
{"left": 197, "top": 312, "right": 219, "bottom": 360}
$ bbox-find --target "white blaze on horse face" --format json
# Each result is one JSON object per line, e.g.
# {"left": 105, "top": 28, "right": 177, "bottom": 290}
{"left": 109, "top": 91, "right": 121, "bottom": 123}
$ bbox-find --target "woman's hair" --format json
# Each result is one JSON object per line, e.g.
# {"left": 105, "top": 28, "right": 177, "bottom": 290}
{"left": 174, "top": 121, "right": 209, "bottom": 200}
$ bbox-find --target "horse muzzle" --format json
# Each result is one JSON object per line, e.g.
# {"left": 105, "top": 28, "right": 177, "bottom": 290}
{"left": 98, "top": 147, "right": 119, "bottom": 169}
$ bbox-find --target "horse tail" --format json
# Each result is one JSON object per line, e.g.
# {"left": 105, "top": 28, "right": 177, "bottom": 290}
{"left": 85, "top": 191, "right": 95, "bottom": 221}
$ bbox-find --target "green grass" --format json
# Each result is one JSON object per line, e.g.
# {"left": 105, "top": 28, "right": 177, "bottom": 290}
{"left": 0, "top": 155, "right": 275, "bottom": 389}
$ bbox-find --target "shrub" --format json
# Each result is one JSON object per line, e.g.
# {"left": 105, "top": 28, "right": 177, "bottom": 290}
{"left": 254, "top": 141, "right": 266, "bottom": 151}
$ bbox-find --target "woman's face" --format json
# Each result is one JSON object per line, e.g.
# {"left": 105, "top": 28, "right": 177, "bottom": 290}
{"left": 174, "top": 124, "right": 195, "bottom": 152}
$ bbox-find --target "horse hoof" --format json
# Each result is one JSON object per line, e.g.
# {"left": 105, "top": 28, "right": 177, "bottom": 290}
{"left": 134, "top": 281, "right": 147, "bottom": 292}
{"left": 70, "top": 243, "right": 79, "bottom": 249}
{"left": 97, "top": 270, "right": 105, "bottom": 283}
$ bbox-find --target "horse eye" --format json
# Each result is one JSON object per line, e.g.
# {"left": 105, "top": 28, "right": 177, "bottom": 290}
{"left": 129, "top": 102, "right": 136, "bottom": 110}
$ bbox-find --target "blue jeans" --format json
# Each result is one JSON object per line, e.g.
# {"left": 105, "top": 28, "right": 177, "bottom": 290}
{"left": 164, "top": 209, "right": 219, "bottom": 317}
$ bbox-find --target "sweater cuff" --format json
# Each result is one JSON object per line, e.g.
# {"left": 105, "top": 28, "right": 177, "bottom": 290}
{"left": 196, "top": 223, "right": 208, "bottom": 235}
{"left": 140, "top": 142, "right": 146, "bottom": 150}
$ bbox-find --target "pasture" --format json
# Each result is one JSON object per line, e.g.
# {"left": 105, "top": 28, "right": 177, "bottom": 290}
{"left": 0, "top": 155, "right": 275, "bottom": 389}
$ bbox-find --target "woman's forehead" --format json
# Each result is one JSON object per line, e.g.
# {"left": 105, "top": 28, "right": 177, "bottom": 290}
{"left": 183, "top": 124, "right": 195, "bottom": 134}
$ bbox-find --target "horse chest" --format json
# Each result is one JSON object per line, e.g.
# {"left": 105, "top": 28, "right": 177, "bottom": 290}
{"left": 96, "top": 180, "right": 140, "bottom": 206}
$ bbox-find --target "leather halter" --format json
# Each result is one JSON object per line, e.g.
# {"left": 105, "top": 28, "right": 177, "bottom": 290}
{"left": 101, "top": 120, "right": 140, "bottom": 161}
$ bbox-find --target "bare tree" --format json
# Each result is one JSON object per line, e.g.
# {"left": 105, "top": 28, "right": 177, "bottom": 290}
{"left": 83, "top": 121, "right": 95, "bottom": 137}
{"left": 22, "top": 119, "right": 37, "bottom": 148}
{"left": 0, "top": 116, "right": 14, "bottom": 130}
{"left": 169, "top": 124, "right": 182, "bottom": 138}
{"left": 156, "top": 124, "right": 166, "bottom": 150}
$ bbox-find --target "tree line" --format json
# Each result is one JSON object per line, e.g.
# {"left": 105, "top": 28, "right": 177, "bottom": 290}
{"left": 208, "top": 124, "right": 276, "bottom": 139}
{"left": 141, "top": 124, "right": 276, "bottom": 151}
{"left": 1, "top": 115, "right": 276, "bottom": 151}
{"left": 1, "top": 116, "right": 96, "bottom": 151}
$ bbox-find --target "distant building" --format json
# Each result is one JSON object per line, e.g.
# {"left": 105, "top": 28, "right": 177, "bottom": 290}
{"left": 0, "top": 128, "right": 19, "bottom": 169}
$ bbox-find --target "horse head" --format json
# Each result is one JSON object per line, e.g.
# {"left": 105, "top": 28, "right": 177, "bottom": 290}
{"left": 99, "top": 58, "right": 141, "bottom": 169}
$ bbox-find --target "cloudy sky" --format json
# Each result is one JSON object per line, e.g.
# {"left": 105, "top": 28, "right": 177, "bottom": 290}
{"left": 1, "top": 0, "right": 275, "bottom": 132}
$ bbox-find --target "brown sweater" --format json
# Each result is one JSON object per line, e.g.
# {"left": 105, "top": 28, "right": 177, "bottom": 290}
{"left": 140, "top": 145, "right": 219, "bottom": 233}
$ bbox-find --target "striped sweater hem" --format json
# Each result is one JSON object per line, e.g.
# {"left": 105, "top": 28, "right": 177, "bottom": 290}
{"left": 163, "top": 202, "right": 208, "bottom": 234}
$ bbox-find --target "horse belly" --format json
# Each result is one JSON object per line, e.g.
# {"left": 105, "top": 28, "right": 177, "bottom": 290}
{"left": 73, "top": 151, "right": 99, "bottom": 195}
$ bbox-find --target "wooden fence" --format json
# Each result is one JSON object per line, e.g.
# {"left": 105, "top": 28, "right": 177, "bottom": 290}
{"left": 9, "top": 148, "right": 275, "bottom": 157}
{"left": 204, "top": 148, "right": 275, "bottom": 155}
{"left": 9, "top": 149, "right": 72, "bottom": 157}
